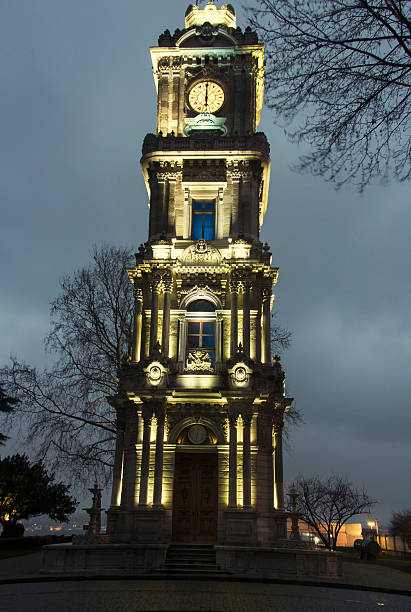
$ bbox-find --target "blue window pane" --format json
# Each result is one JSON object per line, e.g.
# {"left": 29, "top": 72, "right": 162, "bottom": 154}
{"left": 192, "top": 215, "right": 203, "bottom": 240}
{"left": 193, "top": 201, "right": 204, "bottom": 211}
{"left": 204, "top": 214, "right": 214, "bottom": 228}
{"left": 202, "top": 335, "right": 215, "bottom": 349}
{"left": 188, "top": 322, "right": 200, "bottom": 334}
{"left": 203, "top": 224, "right": 214, "bottom": 240}
{"left": 202, "top": 321, "right": 214, "bottom": 335}
{"left": 188, "top": 335, "right": 200, "bottom": 348}
{"left": 203, "top": 201, "right": 215, "bottom": 211}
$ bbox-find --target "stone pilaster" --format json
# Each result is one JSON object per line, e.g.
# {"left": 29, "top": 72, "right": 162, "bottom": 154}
{"left": 262, "top": 287, "right": 272, "bottom": 364}
{"left": 228, "top": 409, "right": 239, "bottom": 508}
{"left": 161, "top": 279, "right": 172, "bottom": 358}
{"left": 230, "top": 281, "right": 239, "bottom": 356}
{"left": 119, "top": 402, "right": 139, "bottom": 510}
{"left": 273, "top": 412, "right": 285, "bottom": 510}
{"left": 242, "top": 411, "right": 252, "bottom": 509}
{"left": 139, "top": 405, "right": 153, "bottom": 506}
{"left": 153, "top": 404, "right": 166, "bottom": 507}
{"left": 149, "top": 280, "right": 160, "bottom": 352}
{"left": 110, "top": 408, "right": 125, "bottom": 507}
{"left": 132, "top": 287, "right": 143, "bottom": 362}
{"left": 242, "top": 282, "right": 251, "bottom": 356}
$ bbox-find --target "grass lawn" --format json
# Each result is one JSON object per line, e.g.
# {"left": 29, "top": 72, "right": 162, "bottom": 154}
{"left": 0, "top": 547, "right": 42, "bottom": 560}
{"left": 343, "top": 550, "right": 411, "bottom": 575}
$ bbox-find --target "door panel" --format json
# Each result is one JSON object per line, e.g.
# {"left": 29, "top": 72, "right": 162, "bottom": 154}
{"left": 172, "top": 453, "right": 218, "bottom": 542}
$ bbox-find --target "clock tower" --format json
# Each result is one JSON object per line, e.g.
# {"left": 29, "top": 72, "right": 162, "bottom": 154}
{"left": 107, "top": 0, "right": 292, "bottom": 555}
{"left": 43, "top": 3, "right": 342, "bottom": 579}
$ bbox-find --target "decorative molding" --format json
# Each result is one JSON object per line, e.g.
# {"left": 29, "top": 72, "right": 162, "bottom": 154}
{"left": 180, "top": 240, "right": 222, "bottom": 264}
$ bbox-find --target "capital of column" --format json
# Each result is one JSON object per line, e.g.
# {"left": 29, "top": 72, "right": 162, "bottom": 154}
{"left": 262, "top": 287, "right": 272, "bottom": 302}
{"left": 133, "top": 286, "right": 143, "bottom": 301}
{"left": 230, "top": 280, "right": 240, "bottom": 294}
{"left": 150, "top": 279, "right": 161, "bottom": 293}
{"left": 158, "top": 273, "right": 173, "bottom": 294}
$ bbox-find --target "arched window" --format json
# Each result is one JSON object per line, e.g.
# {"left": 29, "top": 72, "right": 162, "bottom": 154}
{"left": 186, "top": 299, "right": 216, "bottom": 370}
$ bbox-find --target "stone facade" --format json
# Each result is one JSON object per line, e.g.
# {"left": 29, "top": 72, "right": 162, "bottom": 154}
{"left": 42, "top": 2, "right": 342, "bottom": 579}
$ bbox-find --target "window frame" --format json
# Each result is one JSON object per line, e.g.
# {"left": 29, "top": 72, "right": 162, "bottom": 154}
{"left": 191, "top": 199, "right": 216, "bottom": 241}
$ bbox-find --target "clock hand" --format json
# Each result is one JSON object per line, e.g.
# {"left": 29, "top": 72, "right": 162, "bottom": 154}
{"left": 205, "top": 82, "right": 208, "bottom": 112}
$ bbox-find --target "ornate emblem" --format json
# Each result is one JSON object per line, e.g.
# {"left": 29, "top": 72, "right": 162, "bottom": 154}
{"left": 180, "top": 240, "right": 221, "bottom": 264}
{"left": 143, "top": 359, "right": 168, "bottom": 387}
{"left": 185, "top": 350, "right": 213, "bottom": 372}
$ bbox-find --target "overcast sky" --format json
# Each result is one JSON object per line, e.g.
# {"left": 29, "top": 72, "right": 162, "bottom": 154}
{"left": 1, "top": 0, "right": 410, "bottom": 528}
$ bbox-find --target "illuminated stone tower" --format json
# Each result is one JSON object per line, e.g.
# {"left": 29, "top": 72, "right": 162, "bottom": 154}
{"left": 106, "top": 1, "right": 292, "bottom": 552}
{"left": 43, "top": 3, "right": 342, "bottom": 578}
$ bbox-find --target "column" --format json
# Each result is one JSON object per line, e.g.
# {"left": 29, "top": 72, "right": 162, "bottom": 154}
{"left": 110, "top": 409, "right": 125, "bottom": 507}
{"left": 215, "top": 312, "right": 223, "bottom": 369}
{"left": 242, "top": 283, "right": 251, "bottom": 356}
{"left": 262, "top": 288, "right": 272, "bottom": 364}
{"left": 228, "top": 411, "right": 238, "bottom": 508}
{"left": 148, "top": 172, "right": 158, "bottom": 239}
{"left": 149, "top": 282, "right": 159, "bottom": 352}
{"left": 242, "top": 412, "right": 252, "bottom": 509}
{"left": 255, "top": 289, "right": 262, "bottom": 363}
{"left": 139, "top": 406, "right": 153, "bottom": 506}
{"left": 161, "top": 284, "right": 172, "bottom": 358}
{"left": 273, "top": 419, "right": 284, "bottom": 510}
{"left": 230, "top": 282, "right": 238, "bottom": 356}
{"left": 140, "top": 286, "right": 148, "bottom": 360}
{"left": 120, "top": 403, "right": 139, "bottom": 509}
{"left": 153, "top": 404, "right": 165, "bottom": 506}
{"left": 132, "top": 287, "right": 143, "bottom": 362}
{"left": 178, "top": 314, "right": 187, "bottom": 372}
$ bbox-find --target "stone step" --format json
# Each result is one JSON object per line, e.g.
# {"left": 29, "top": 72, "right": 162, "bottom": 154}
{"left": 166, "top": 551, "right": 216, "bottom": 557}
{"left": 164, "top": 561, "right": 220, "bottom": 569}
{"left": 156, "top": 567, "right": 224, "bottom": 575}
{"left": 168, "top": 545, "right": 215, "bottom": 551}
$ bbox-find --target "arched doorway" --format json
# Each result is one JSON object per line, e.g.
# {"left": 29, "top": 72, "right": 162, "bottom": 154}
{"left": 171, "top": 422, "right": 219, "bottom": 543}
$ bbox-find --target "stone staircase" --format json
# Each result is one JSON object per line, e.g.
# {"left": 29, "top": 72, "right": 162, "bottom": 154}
{"left": 157, "top": 543, "right": 224, "bottom": 575}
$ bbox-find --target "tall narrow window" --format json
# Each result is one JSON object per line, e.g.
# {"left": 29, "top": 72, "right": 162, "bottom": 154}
{"left": 192, "top": 200, "right": 215, "bottom": 240}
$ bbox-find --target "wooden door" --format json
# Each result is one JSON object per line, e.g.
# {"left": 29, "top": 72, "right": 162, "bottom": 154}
{"left": 172, "top": 453, "right": 218, "bottom": 542}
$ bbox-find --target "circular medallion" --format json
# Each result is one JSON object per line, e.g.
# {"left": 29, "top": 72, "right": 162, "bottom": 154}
{"left": 188, "top": 80, "right": 225, "bottom": 114}
{"left": 148, "top": 364, "right": 162, "bottom": 384}
{"left": 235, "top": 366, "right": 247, "bottom": 383}
{"left": 187, "top": 424, "right": 208, "bottom": 445}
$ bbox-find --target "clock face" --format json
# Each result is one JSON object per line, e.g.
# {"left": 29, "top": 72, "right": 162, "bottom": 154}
{"left": 188, "top": 81, "right": 225, "bottom": 114}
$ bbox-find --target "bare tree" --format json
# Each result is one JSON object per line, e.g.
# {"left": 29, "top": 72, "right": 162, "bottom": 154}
{"left": 389, "top": 509, "right": 411, "bottom": 551}
{"left": 1, "top": 245, "right": 134, "bottom": 484}
{"left": 246, "top": 0, "right": 411, "bottom": 190}
{"left": 292, "top": 475, "right": 375, "bottom": 549}
{"left": 0, "top": 385, "right": 19, "bottom": 445}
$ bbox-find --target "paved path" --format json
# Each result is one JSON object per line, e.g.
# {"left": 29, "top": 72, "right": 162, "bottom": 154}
{"left": 1, "top": 579, "right": 411, "bottom": 612}
{"left": 1, "top": 551, "right": 411, "bottom": 612}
